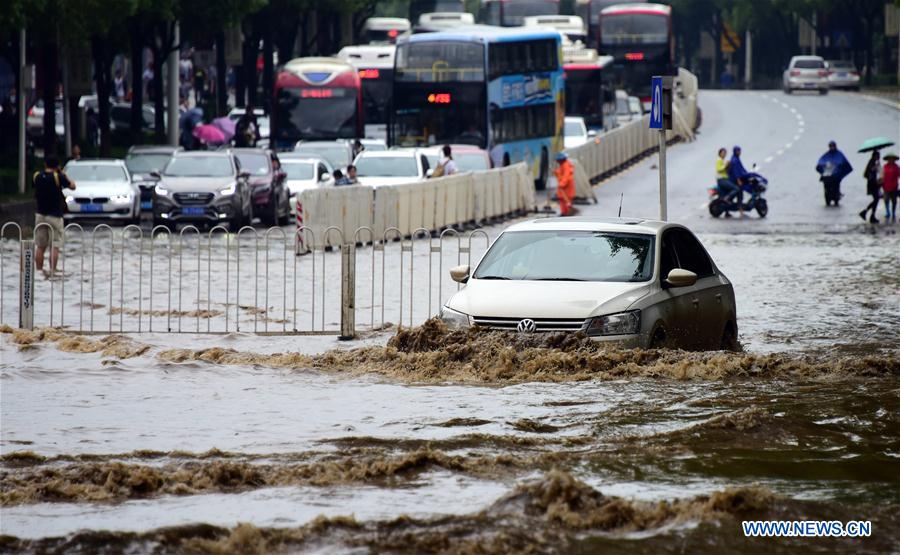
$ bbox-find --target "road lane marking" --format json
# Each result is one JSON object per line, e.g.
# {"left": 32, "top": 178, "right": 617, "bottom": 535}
{"left": 785, "top": 143, "right": 793, "bottom": 149}
{"left": 793, "top": 135, "right": 801, "bottom": 141}
{"left": 777, "top": 149, "right": 785, "bottom": 155}
{"left": 764, "top": 156, "right": 774, "bottom": 163}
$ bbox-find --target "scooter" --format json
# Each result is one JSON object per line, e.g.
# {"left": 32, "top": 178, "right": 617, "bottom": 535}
{"left": 821, "top": 176, "right": 843, "bottom": 206}
{"left": 708, "top": 172, "right": 769, "bottom": 218}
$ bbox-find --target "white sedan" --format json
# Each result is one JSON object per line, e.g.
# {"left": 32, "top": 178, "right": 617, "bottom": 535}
{"left": 63, "top": 159, "right": 140, "bottom": 224}
{"left": 354, "top": 150, "right": 429, "bottom": 187}
{"left": 440, "top": 218, "right": 738, "bottom": 350}
{"left": 279, "top": 156, "right": 335, "bottom": 198}
{"left": 564, "top": 116, "right": 591, "bottom": 149}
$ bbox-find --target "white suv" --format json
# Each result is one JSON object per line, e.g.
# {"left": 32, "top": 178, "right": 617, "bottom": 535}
{"left": 783, "top": 56, "right": 828, "bottom": 95}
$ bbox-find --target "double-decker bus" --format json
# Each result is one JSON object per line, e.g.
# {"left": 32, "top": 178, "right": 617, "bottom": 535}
{"left": 598, "top": 3, "right": 674, "bottom": 105}
{"left": 575, "top": 0, "right": 639, "bottom": 46}
{"left": 563, "top": 47, "right": 616, "bottom": 130}
{"left": 390, "top": 26, "right": 564, "bottom": 188}
{"left": 337, "top": 45, "right": 395, "bottom": 140}
{"left": 478, "top": 0, "right": 559, "bottom": 27}
{"left": 271, "top": 57, "right": 363, "bottom": 149}
{"left": 409, "top": 0, "right": 465, "bottom": 25}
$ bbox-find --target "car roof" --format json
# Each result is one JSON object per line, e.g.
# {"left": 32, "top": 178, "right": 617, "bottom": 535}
{"left": 359, "top": 150, "right": 418, "bottom": 158}
{"left": 502, "top": 217, "right": 673, "bottom": 235}
{"left": 172, "top": 150, "right": 233, "bottom": 158}
{"left": 66, "top": 158, "right": 126, "bottom": 166}
{"left": 791, "top": 55, "right": 824, "bottom": 61}
{"left": 231, "top": 147, "right": 272, "bottom": 155}
{"left": 128, "top": 145, "right": 181, "bottom": 155}
{"left": 296, "top": 141, "right": 350, "bottom": 148}
{"left": 280, "top": 156, "right": 323, "bottom": 164}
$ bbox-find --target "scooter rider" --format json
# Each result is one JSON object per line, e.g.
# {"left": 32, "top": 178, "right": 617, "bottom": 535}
{"left": 727, "top": 146, "right": 747, "bottom": 217}
{"left": 715, "top": 147, "right": 741, "bottom": 217}
{"left": 816, "top": 140, "right": 852, "bottom": 207}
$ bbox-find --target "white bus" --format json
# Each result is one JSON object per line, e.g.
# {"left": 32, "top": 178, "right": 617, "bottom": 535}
{"left": 361, "top": 17, "right": 411, "bottom": 44}
{"left": 337, "top": 45, "right": 396, "bottom": 139}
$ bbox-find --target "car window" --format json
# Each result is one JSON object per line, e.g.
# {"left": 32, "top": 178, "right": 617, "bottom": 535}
{"left": 564, "top": 121, "right": 584, "bottom": 137}
{"left": 669, "top": 228, "right": 714, "bottom": 277}
{"left": 283, "top": 161, "right": 314, "bottom": 180}
{"left": 356, "top": 155, "right": 419, "bottom": 177}
{"left": 64, "top": 164, "right": 127, "bottom": 182}
{"left": 295, "top": 145, "right": 350, "bottom": 169}
{"left": 164, "top": 156, "right": 234, "bottom": 177}
{"left": 235, "top": 153, "right": 270, "bottom": 175}
{"left": 659, "top": 231, "right": 678, "bottom": 282}
{"left": 126, "top": 153, "right": 172, "bottom": 173}
{"left": 794, "top": 59, "right": 824, "bottom": 69}
{"left": 456, "top": 153, "right": 489, "bottom": 172}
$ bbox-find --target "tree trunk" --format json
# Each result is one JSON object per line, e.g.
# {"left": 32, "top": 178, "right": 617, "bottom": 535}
{"left": 263, "top": 24, "right": 274, "bottom": 113}
{"left": 91, "top": 36, "right": 112, "bottom": 157}
{"left": 215, "top": 32, "right": 227, "bottom": 116}
{"left": 243, "top": 31, "right": 258, "bottom": 108}
{"left": 41, "top": 40, "right": 59, "bottom": 157}
{"left": 152, "top": 48, "right": 166, "bottom": 142}
{"left": 129, "top": 21, "right": 144, "bottom": 145}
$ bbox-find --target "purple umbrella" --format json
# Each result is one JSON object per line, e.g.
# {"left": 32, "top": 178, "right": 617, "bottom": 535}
{"left": 211, "top": 117, "right": 236, "bottom": 141}
{"left": 192, "top": 124, "right": 226, "bottom": 145}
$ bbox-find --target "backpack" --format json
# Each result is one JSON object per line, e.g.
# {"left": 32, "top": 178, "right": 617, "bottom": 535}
{"left": 431, "top": 162, "right": 445, "bottom": 179}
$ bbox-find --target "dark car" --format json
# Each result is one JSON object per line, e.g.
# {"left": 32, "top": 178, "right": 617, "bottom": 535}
{"left": 232, "top": 148, "right": 291, "bottom": 226}
{"left": 152, "top": 151, "right": 253, "bottom": 231}
{"left": 125, "top": 145, "right": 182, "bottom": 211}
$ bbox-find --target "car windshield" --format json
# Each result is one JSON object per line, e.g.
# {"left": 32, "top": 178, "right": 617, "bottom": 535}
{"left": 356, "top": 155, "right": 418, "bottom": 177}
{"left": 474, "top": 230, "right": 654, "bottom": 282}
{"left": 235, "top": 153, "right": 270, "bottom": 175}
{"left": 164, "top": 156, "right": 234, "bottom": 177}
{"left": 125, "top": 153, "right": 172, "bottom": 174}
{"left": 295, "top": 145, "right": 350, "bottom": 169}
{"left": 456, "top": 152, "right": 489, "bottom": 171}
{"left": 64, "top": 165, "right": 127, "bottom": 182}
{"left": 564, "top": 121, "right": 584, "bottom": 137}
{"left": 282, "top": 162, "right": 315, "bottom": 180}
{"left": 794, "top": 59, "right": 824, "bottom": 69}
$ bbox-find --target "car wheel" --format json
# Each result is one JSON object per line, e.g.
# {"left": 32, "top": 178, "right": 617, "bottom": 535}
{"left": 708, "top": 199, "right": 726, "bottom": 218}
{"left": 755, "top": 198, "right": 768, "bottom": 218}
{"left": 649, "top": 327, "right": 667, "bottom": 349}
{"left": 262, "top": 193, "right": 278, "bottom": 227}
{"left": 720, "top": 322, "right": 740, "bottom": 352}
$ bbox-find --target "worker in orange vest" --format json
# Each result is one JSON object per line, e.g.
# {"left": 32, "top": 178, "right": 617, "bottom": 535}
{"left": 554, "top": 152, "right": 576, "bottom": 216}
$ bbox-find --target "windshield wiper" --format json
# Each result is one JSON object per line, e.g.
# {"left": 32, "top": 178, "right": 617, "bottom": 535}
{"left": 475, "top": 275, "right": 510, "bottom": 280}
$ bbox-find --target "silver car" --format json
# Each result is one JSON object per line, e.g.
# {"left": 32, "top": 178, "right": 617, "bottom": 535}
{"left": 440, "top": 218, "right": 738, "bottom": 351}
{"left": 152, "top": 151, "right": 253, "bottom": 231}
{"left": 63, "top": 159, "right": 140, "bottom": 225}
{"left": 783, "top": 56, "right": 828, "bottom": 95}
{"left": 825, "top": 60, "right": 860, "bottom": 90}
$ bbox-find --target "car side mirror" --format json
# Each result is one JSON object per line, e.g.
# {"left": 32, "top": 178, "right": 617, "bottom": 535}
{"left": 149, "top": 171, "right": 161, "bottom": 179}
{"left": 665, "top": 268, "right": 698, "bottom": 287}
{"left": 426, "top": 169, "right": 434, "bottom": 178}
{"left": 449, "top": 264, "right": 470, "bottom": 283}
{"left": 238, "top": 171, "right": 250, "bottom": 180}
{"left": 587, "top": 130, "right": 598, "bottom": 138}
{"left": 319, "top": 173, "right": 330, "bottom": 182}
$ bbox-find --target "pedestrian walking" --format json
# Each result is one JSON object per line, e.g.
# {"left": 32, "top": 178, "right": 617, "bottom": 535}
{"left": 859, "top": 150, "right": 882, "bottom": 224}
{"left": 33, "top": 155, "right": 75, "bottom": 278}
{"left": 113, "top": 70, "right": 126, "bottom": 102}
{"left": 85, "top": 108, "right": 99, "bottom": 147}
{"left": 554, "top": 151, "right": 575, "bottom": 216}
{"left": 882, "top": 152, "right": 898, "bottom": 223}
{"left": 142, "top": 62, "right": 154, "bottom": 100}
{"left": 816, "top": 140, "right": 853, "bottom": 207}
{"left": 432, "top": 145, "right": 458, "bottom": 178}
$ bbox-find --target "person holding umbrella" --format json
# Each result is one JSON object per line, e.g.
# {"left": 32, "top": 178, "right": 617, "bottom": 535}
{"left": 860, "top": 150, "right": 882, "bottom": 224}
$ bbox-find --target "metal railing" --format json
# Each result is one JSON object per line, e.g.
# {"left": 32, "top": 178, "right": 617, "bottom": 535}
{"left": 0, "top": 222, "right": 490, "bottom": 336}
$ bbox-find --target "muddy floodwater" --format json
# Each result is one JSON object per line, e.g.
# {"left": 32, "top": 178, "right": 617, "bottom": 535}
{"left": 1, "top": 228, "right": 899, "bottom": 554}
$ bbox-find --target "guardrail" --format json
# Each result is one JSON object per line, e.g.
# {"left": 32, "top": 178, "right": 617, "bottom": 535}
{"left": 0, "top": 222, "right": 490, "bottom": 336}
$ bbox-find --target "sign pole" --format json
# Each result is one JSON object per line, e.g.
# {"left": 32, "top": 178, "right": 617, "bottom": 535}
{"left": 658, "top": 130, "right": 667, "bottom": 221}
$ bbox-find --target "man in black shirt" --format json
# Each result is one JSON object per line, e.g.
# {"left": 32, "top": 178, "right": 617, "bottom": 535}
{"left": 33, "top": 155, "right": 75, "bottom": 277}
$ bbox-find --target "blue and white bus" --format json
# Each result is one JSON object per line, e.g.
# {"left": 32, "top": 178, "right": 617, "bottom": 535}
{"left": 390, "top": 26, "right": 564, "bottom": 189}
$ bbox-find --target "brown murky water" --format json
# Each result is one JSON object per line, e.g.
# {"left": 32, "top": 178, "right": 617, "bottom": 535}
{"left": 2, "top": 229, "right": 899, "bottom": 553}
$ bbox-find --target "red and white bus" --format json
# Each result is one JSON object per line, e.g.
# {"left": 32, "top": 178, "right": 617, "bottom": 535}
{"left": 337, "top": 45, "right": 396, "bottom": 140}
{"left": 597, "top": 3, "right": 674, "bottom": 106}
{"left": 478, "top": 0, "right": 559, "bottom": 27}
{"left": 575, "top": 0, "right": 639, "bottom": 46}
{"left": 271, "top": 57, "right": 363, "bottom": 149}
{"left": 563, "top": 47, "right": 617, "bottom": 131}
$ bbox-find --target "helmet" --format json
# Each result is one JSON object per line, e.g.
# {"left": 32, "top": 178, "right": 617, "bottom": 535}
{"left": 555, "top": 152, "right": 568, "bottom": 161}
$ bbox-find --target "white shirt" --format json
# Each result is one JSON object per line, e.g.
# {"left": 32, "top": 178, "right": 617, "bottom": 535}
{"left": 441, "top": 156, "right": 458, "bottom": 175}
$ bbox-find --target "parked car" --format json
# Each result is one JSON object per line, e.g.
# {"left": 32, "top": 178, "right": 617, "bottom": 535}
{"left": 294, "top": 140, "right": 354, "bottom": 173}
{"left": 227, "top": 108, "right": 270, "bottom": 142}
{"left": 152, "top": 151, "right": 252, "bottom": 231}
{"left": 421, "top": 145, "right": 492, "bottom": 174}
{"left": 357, "top": 138, "right": 388, "bottom": 152}
{"left": 125, "top": 145, "right": 182, "bottom": 211}
{"left": 439, "top": 217, "right": 738, "bottom": 351}
{"left": 62, "top": 159, "right": 140, "bottom": 224}
{"left": 354, "top": 150, "right": 430, "bottom": 186}
{"left": 825, "top": 60, "right": 860, "bottom": 90}
{"left": 564, "top": 116, "right": 590, "bottom": 149}
{"left": 26, "top": 99, "right": 64, "bottom": 139}
{"left": 279, "top": 156, "right": 335, "bottom": 198}
{"left": 232, "top": 148, "right": 291, "bottom": 226}
{"left": 783, "top": 56, "right": 828, "bottom": 94}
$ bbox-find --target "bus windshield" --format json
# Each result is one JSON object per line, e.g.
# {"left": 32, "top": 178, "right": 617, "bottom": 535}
{"left": 392, "top": 84, "right": 487, "bottom": 147}
{"left": 361, "top": 70, "right": 393, "bottom": 124}
{"left": 601, "top": 13, "right": 668, "bottom": 44}
{"left": 565, "top": 68, "right": 605, "bottom": 125}
{"left": 275, "top": 87, "right": 358, "bottom": 142}
{"left": 396, "top": 41, "right": 485, "bottom": 82}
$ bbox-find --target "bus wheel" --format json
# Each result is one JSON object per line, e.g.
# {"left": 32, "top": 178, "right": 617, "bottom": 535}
{"left": 535, "top": 148, "right": 549, "bottom": 191}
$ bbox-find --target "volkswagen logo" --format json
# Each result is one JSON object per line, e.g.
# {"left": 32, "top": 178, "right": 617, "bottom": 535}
{"left": 516, "top": 319, "right": 536, "bottom": 333}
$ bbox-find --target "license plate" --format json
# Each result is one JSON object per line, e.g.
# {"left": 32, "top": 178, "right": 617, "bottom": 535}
{"left": 838, "top": 72, "right": 848, "bottom": 78}
{"left": 82, "top": 204, "right": 103, "bottom": 213}
{"left": 803, "top": 83, "right": 816, "bottom": 88}
{"left": 140, "top": 201, "right": 152, "bottom": 210}
{"left": 182, "top": 207, "right": 205, "bottom": 216}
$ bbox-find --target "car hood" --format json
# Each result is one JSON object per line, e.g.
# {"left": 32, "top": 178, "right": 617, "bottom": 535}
{"left": 158, "top": 176, "right": 235, "bottom": 191}
{"left": 359, "top": 176, "right": 420, "bottom": 187}
{"left": 130, "top": 173, "right": 159, "bottom": 183}
{"left": 70, "top": 180, "right": 134, "bottom": 196}
{"left": 446, "top": 279, "right": 651, "bottom": 319}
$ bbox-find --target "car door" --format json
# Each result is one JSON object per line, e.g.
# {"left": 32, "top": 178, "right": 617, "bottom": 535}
{"left": 657, "top": 230, "right": 694, "bottom": 348}
{"left": 669, "top": 228, "right": 723, "bottom": 349}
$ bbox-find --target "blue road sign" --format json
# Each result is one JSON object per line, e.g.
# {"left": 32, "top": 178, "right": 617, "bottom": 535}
{"left": 649, "top": 76, "right": 663, "bottom": 129}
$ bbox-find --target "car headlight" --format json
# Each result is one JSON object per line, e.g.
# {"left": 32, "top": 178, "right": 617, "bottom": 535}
{"left": 65, "top": 195, "right": 74, "bottom": 202}
{"left": 439, "top": 305, "right": 470, "bottom": 328}
{"left": 155, "top": 185, "right": 169, "bottom": 196}
{"left": 220, "top": 183, "right": 237, "bottom": 196}
{"left": 585, "top": 310, "right": 640, "bottom": 336}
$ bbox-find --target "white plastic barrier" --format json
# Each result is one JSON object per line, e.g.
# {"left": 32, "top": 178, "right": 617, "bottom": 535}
{"left": 298, "top": 185, "right": 373, "bottom": 247}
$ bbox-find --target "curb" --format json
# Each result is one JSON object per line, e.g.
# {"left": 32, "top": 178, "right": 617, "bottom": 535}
{"left": 835, "top": 90, "right": 900, "bottom": 110}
